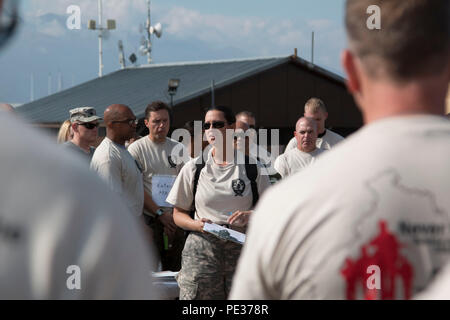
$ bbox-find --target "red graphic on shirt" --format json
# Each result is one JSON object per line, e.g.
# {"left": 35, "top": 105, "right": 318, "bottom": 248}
{"left": 340, "top": 220, "right": 414, "bottom": 300}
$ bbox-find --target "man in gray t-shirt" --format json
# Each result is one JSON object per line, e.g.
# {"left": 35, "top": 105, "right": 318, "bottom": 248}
{"left": 63, "top": 139, "right": 95, "bottom": 159}
{"left": 63, "top": 106, "right": 101, "bottom": 160}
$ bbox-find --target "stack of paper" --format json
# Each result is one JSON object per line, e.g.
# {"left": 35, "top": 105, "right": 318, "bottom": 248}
{"left": 203, "top": 222, "right": 246, "bottom": 245}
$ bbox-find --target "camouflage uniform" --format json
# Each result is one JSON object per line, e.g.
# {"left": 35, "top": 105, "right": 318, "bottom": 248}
{"left": 176, "top": 231, "right": 242, "bottom": 300}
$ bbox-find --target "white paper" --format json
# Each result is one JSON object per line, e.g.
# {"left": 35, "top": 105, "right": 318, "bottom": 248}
{"left": 152, "top": 175, "right": 177, "bottom": 207}
{"left": 203, "top": 222, "right": 246, "bottom": 245}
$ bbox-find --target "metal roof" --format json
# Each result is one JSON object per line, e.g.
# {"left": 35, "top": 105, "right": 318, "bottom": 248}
{"left": 16, "top": 55, "right": 345, "bottom": 124}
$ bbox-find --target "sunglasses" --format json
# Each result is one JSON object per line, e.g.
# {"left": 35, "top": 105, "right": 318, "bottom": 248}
{"left": 203, "top": 121, "right": 226, "bottom": 130}
{"left": 112, "top": 119, "right": 138, "bottom": 126}
{"left": 79, "top": 122, "right": 99, "bottom": 130}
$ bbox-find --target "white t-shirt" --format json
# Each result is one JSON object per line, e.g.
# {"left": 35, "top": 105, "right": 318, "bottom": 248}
{"left": 415, "top": 263, "right": 450, "bottom": 299}
{"left": 248, "top": 143, "right": 278, "bottom": 176}
{"left": 230, "top": 115, "right": 450, "bottom": 300}
{"left": 91, "top": 137, "right": 144, "bottom": 217}
{"left": 166, "top": 150, "right": 271, "bottom": 228}
{"left": 274, "top": 147, "right": 325, "bottom": 178}
{"left": 0, "top": 113, "right": 159, "bottom": 299}
{"left": 285, "top": 129, "right": 344, "bottom": 151}
{"left": 128, "top": 136, "right": 185, "bottom": 214}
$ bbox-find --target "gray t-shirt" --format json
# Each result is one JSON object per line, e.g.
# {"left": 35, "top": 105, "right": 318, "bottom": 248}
{"left": 274, "top": 147, "right": 325, "bottom": 178}
{"left": 63, "top": 141, "right": 95, "bottom": 160}
{"left": 91, "top": 138, "right": 144, "bottom": 217}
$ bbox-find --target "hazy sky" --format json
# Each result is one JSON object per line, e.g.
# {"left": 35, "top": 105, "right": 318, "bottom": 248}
{"left": 1, "top": 0, "right": 347, "bottom": 104}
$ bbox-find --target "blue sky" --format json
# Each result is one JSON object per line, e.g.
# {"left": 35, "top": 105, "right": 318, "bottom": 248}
{"left": 0, "top": 0, "right": 347, "bottom": 104}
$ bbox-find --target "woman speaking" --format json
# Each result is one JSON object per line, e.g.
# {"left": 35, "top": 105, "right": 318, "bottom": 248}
{"left": 166, "top": 105, "right": 270, "bottom": 300}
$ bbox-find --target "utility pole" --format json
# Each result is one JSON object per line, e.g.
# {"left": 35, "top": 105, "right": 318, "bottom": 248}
{"left": 118, "top": 40, "right": 126, "bottom": 69}
{"left": 48, "top": 73, "right": 52, "bottom": 95}
{"left": 88, "top": 0, "right": 116, "bottom": 77}
{"left": 30, "top": 73, "right": 34, "bottom": 102}
{"left": 139, "top": 0, "right": 162, "bottom": 64}
{"left": 146, "top": 0, "right": 152, "bottom": 64}
{"left": 211, "top": 80, "right": 215, "bottom": 107}
{"left": 98, "top": 0, "right": 103, "bottom": 77}
{"left": 58, "top": 71, "right": 63, "bottom": 92}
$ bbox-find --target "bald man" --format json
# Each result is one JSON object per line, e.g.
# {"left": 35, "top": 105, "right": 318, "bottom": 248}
{"left": 91, "top": 104, "right": 144, "bottom": 217}
{"left": 285, "top": 98, "right": 344, "bottom": 152}
{"left": 273, "top": 117, "right": 325, "bottom": 178}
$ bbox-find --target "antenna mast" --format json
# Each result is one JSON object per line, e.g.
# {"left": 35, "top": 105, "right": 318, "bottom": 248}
{"left": 139, "top": 0, "right": 162, "bottom": 64}
{"left": 146, "top": 0, "right": 152, "bottom": 64}
{"left": 88, "top": 0, "right": 116, "bottom": 77}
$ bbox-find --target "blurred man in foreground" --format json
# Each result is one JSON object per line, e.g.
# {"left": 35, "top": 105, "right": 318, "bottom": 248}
{"left": 0, "top": 3, "right": 159, "bottom": 298}
{"left": 231, "top": 0, "right": 450, "bottom": 300}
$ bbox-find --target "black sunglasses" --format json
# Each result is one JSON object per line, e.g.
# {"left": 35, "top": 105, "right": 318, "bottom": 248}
{"left": 79, "top": 122, "right": 99, "bottom": 130}
{"left": 203, "top": 121, "right": 226, "bottom": 130}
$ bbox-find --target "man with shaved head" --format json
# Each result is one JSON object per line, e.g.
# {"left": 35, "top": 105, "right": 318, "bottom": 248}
{"left": 285, "top": 98, "right": 344, "bottom": 152}
{"left": 273, "top": 117, "right": 325, "bottom": 178}
{"left": 91, "top": 104, "right": 144, "bottom": 217}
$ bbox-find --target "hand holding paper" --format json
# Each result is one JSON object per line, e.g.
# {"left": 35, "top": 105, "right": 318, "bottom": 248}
{"left": 203, "top": 222, "right": 246, "bottom": 245}
{"left": 227, "top": 210, "right": 252, "bottom": 227}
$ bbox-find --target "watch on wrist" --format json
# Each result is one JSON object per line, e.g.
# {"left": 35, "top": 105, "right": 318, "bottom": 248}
{"left": 155, "top": 208, "right": 164, "bottom": 217}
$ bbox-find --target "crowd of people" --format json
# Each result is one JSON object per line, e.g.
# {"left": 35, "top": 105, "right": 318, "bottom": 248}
{"left": 1, "top": 0, "right": 450, "bottom": 300}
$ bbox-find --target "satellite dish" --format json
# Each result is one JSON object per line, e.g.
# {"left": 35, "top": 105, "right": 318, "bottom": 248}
{"left": 150, "top": 22, "right": 162, "bottom": 38}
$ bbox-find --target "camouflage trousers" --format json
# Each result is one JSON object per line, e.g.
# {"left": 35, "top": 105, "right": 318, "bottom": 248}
{"left": 176, "top": 231, "right": 242, "bottom": 300}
